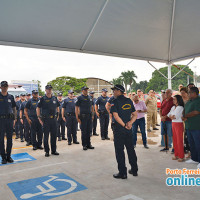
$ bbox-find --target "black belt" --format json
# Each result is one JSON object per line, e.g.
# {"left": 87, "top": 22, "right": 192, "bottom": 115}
{"left": 0, "top": 114, "right": 14, "bottom": 119}
{"left": 65, "top": 113, "right": 75, "bottom": 116}
{"left": 42, "top": 115, "right": 56, "bottom": 119}
{"left": 80, "top": 113, "right": 91, "bottom": 117}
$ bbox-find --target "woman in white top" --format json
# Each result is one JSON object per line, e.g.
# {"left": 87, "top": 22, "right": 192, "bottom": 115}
{"left": 167, "top": 95, "right": 185, "bottom": 162}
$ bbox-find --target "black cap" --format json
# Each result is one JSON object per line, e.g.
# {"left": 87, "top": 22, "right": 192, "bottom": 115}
{"left": 81, "top": 86, "right": 89, "bottom": 90}
{"left": 15, "top": 95, "right": 19, "bottom": 98}
{"left": 45, "top": 84, "right": 53, "bottom": 89}
{"left": 57, "top": 92, "right": 63, "bottom": 96}
{"left": 89, "top": 91, "right": 95, "bottom": 94}
{"left": 20, "top": 93, "right": 26, "bottom": 96}
{"left": 102, "top": 88, "right": 108, "bottom": 92}
{"left": 68, "top": 90, "right": 74, "bottom": 94}
{"left": 111, "top": 85, "right": 125, "bottom": 93}
{"left": 26, "top": 93, "right": 31, "bottom": 96}
{"left": 0, "top": 81, "right": 8, "bottom": 87}
{"left": 32, "top": 90, "right": 38, "bottom": 94}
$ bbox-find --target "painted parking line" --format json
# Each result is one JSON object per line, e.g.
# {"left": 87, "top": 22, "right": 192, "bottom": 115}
{"left": 0, "top": 152, "right": 36, "bottom": 166}
{"left": 0, "top": 162, "right": 68, "bottom": 176}
{"left": 8, "top": 173, "right": 87, "bottom": 200}
{"left": 114, "top": 194, "right": 144, "bottom": 200}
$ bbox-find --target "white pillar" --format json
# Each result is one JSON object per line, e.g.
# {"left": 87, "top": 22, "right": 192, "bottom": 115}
{"left": 168, "top": 64, "right": 172, "bottom": 89}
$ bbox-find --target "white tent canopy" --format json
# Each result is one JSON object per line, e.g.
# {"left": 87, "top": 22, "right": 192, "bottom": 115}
{"left": 0, "top": 0, "right": 200, "bottom": 87}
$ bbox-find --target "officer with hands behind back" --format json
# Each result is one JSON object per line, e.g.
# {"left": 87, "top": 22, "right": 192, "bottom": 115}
{"left": 110, "top": 85, "right": 138, "bottom": 179}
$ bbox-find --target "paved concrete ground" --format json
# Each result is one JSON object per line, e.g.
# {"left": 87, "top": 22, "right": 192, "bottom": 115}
{"left": 0, "top": 120, "right": 200, "bottom": 200}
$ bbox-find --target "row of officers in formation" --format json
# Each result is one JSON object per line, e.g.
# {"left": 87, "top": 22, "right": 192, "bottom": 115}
{"left": 0, "top": 81, "right": 138, "bottom": 179}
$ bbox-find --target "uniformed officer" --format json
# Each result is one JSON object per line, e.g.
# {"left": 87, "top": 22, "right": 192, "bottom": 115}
{"left": 75, "top": 86, "right": 95, "bottom": 151}
{"left": 57, "top": 93, "right": 66, "bottom": 141}
{"left": 95, "top": 88, "right": 110, "bottom": 140}
{"left": 15, "top": 95, "right": 20, "bottom": 102}
{"left": 36, "top": 85, "right": 60, "bottom": 157}
{"left": 145, "top": 90, "right": 158, "bottom": 132}
{"left": 20, "top": 93, "right": 32, "bottom": 146}
{"left": 110, "top": 85, "right": 138, "bottom": 179}
{"left": 16, "top": 93, "right": 26, "bottom": 141}
{"left": 62, "top": 90, "right": 79, "bottom": 145}
{"left": 24, "top": 90, "right": 43, "bottom": 150}
{"left": 0, "top": 81, "right": 17, "bottom": 164}
{"left": 89, "top": 91, "right": 99, "bottom": 136}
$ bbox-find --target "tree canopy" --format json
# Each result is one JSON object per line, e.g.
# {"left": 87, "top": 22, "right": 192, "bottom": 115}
{"left": 145, "top": 65, "right": 193, "bottom": 93}
{"left": 48, "top": 76, "right": 87, "bottom": 96}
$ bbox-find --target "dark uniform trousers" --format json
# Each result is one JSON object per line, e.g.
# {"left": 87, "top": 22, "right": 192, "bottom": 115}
{"left": 66, "top": 115, "right": 77, "bottom": 143}
{"left": 99, "top": 113, "right": 109, "bottom": 138}
{"left": 0, "top": 119, "right": 14, "bottom": 159}
{"left": 15, "top": 118, "right": 24, "bottom": 139}
{"left": 57, "top": 118, "right": 65, "bottom": 138}
{"left": 43, "top": 118, "right": 57, "bottom": 153}
{"left": 92, "top": 114, "right": 97, "bottom": 134}
{"left": 30, "top": 117, "right": 43, "bottom": 148}
{"left": 80, "top": 114, "right": 92, "bottom": 147}
{"left": 113, "top": 125, "right": 138, "bottom": 176}
{"left": 24, "top": 117, "right": 31, "bottom": 143}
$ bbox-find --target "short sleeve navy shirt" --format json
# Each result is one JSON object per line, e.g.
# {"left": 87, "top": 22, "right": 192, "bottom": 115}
{"left": 0, "top": 92, "right": 16, "bottom": 115}
{"left": 110, "top": 95, "right": 135, "bottom": 124}
{"left": 95, "top": 96, "right": 109, "bottom": 111}
{"left": 75, "top": 94, "right": 93, "bottom": 114}
{"left": 62, "top": 97, "right": 76, "bottom": 113}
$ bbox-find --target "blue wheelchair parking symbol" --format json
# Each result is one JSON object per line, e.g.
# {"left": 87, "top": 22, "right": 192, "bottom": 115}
{"left": 0, "top": 152, "right": 36, "bottom": 166}
{"left": 8, "top": 173, "right": 87, "bottom": 200}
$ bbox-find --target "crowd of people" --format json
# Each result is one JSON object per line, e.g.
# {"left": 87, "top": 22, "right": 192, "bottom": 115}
{"left": 0, "top": 80, "right": 200, "bottom": 178}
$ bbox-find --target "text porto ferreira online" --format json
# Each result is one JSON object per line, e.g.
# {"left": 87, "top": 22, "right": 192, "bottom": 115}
{"left": 166, "top": 168, "right": 200, "bottom": 186}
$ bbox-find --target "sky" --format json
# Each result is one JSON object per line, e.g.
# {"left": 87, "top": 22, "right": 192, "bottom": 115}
{"left": 0, "top": 45, "right": 199, "bottom": 90}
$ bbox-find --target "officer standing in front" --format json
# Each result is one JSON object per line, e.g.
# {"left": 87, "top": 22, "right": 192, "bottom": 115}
{"left": 57, "top": 93, "right": 66, "bottom": 141}
{"left": 24, "top": 90, "right": 43, "bottom": 151}
{"left": 75, "top": 86, "right": 95, "bottom": 151}
{"left": 0, "top": 81, "right": 17, "bottom": 164}
{"left": 110, "top": 85, "right": 138, "bottom": 179}
{"left": 89, "top": 91, "right": 99, "bottom": 136}
{"left": 62, "top": 90, "right": 79, "bottom": 145}
{"left": 36, "top": 84, "right": 60, "bottom": 157}
{"left": 95, "top": 88, "right": 110, "bottom": 140}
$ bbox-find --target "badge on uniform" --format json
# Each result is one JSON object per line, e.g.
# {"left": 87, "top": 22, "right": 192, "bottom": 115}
{"left": 8, "top": 99, "right": 11, "bottom": 103}
{"left": 53, "top": 101, "right": 56, "bottom": 104}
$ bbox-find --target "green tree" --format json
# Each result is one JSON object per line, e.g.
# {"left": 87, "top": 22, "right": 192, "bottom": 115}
{"left": 48, "top": 76, "right": 87, "bottom": 96}
{"left": 120, "top": 70, "right": 137, "bottom": 93}
{"left": 111, "top": 77, "right": 123, "bottom": 86}
{"left": 32, "top": 80, "right": 45, "bottom": 96}
{"left": 146, "top": 65, "right": 193, "bottom": 93}
{"left": 135, "top": 81, "right": 148, "bottom": 92}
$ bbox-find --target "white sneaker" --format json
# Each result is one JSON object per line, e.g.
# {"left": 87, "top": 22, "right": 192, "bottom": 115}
{"left": 197, "top": 163, "right": 200, "bottom": 169}
{"left": 185, "top": 159, "right": 198, "bottom": 164}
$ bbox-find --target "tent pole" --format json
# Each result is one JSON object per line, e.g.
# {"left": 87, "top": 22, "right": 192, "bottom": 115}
{"left": 168, "top": 64, "right": 172, "bottom": 89}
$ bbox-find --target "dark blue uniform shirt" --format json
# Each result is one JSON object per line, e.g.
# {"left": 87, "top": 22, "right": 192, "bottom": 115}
{"left": 58, "top": 100, "right": 63, "bottom": 117}
{"left": 110, "top": 95, "right": 135, "bottom": 124}
{"left": 0, "top": 92, "right": 16, "bottom": 115}
{"left": 20, "top": 101, "right": 29, "bottom": 117}
{"left": 16, "top": 100, "right": 23, "bottom": 117}
{"left": 37, "top": 95, "right": 60, "bottom": 116}
{"left": 75, "top": 94, "right": 93, "bottom": 114}
{"left": 95, "top": 95, "right": 109, "bottom": 111}
{"left": 62, "top": 97, "right": 76, "bottom": 113}
{"left": 25, "top": 98, "right": 40, "bottom": 118}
